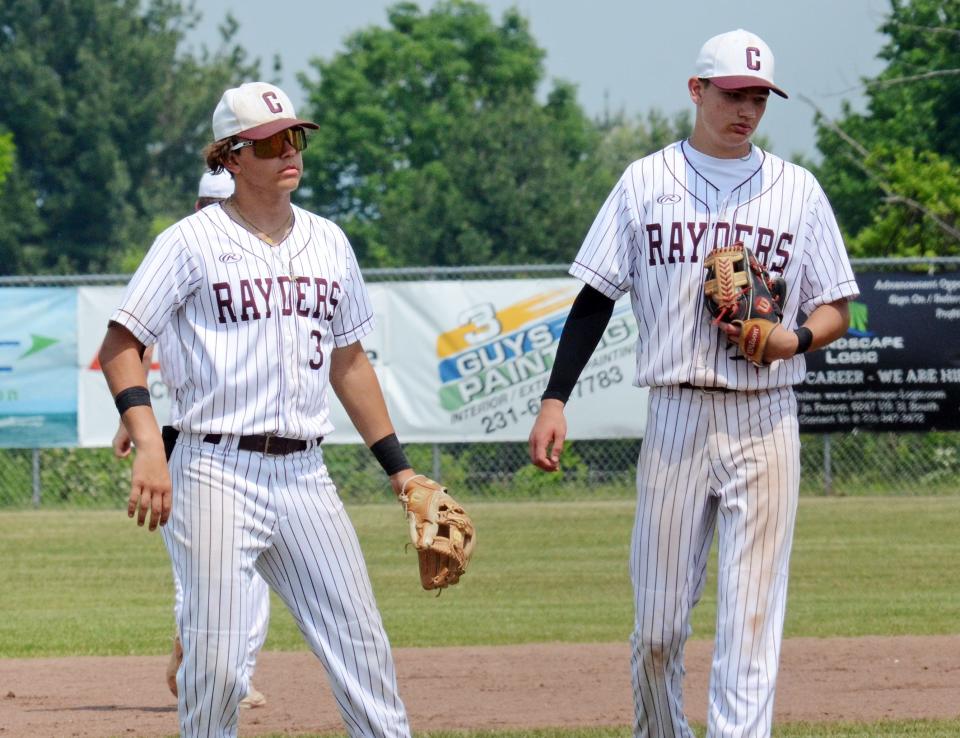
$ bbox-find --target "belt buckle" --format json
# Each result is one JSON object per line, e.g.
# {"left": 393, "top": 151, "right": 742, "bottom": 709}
{"left": 262, "top": 434, "right": 280, "bottom": 456}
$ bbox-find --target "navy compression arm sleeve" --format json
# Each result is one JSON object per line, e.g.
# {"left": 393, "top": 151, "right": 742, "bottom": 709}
{"left": 541, "top": 285, "right": 616, "bottom": 404}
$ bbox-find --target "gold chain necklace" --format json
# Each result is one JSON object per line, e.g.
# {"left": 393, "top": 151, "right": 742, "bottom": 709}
{"left": 226, "top": 198, "right": 293, "bottom": 246}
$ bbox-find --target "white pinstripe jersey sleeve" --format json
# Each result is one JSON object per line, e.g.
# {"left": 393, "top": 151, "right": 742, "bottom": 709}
{"left": 797, "top": 180, "right": 859, "bottom": 314}
{"left": 111, "top": 205, "right": 374, "bottom": 438}
{"left": 112, "top": 226, "right": 203, "bottom": 345}
{"left": 569, "top": 174, "right": 637, "bottom": 300}
{"left": 570, "top": 142, "right": 859, "bottom": 390}
{"left": 325, "top": 219, "right": 375, "bottom": 347}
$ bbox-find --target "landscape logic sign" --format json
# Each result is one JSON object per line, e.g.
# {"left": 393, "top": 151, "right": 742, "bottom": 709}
{"left": 798, "top": 271, "right": 960, "bottom": 432}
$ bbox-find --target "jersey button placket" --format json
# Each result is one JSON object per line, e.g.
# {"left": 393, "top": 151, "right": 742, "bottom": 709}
{"left": 276, "top": 250, "right": 297, "bottom": 433}
{"left": 288, "top": 250, "right": 306, "bottom": 430}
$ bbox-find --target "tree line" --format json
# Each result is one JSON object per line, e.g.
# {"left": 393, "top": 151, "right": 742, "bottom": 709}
{"left": 0, "top": 0, "right": 956, "bottom": 276}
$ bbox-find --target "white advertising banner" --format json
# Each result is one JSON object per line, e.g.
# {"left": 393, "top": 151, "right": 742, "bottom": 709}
{"left": 76, "top": 280, "right": 647, "bottom": 446}
{"left": 77, "top": 287, "right": 173, "bottom": 447}
{"left": 381, "top": 278, "right": 647, "bottom": 442}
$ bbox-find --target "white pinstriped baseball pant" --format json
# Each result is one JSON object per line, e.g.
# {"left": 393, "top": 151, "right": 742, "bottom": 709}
{"left": 630, "top": 386, "right": 799, "bottom": 738}
{"left": 161, "top": 433, "right": 410, "bottom": 738}
{"left": 172, "top": 557, "right": 270, "bottom": 681}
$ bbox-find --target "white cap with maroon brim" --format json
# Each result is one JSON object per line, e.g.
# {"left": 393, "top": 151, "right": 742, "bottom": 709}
{"left": 695, "top": 29, "right": 788, "bottom": 99}
{"left": 212, "top": 82, "right": 319, "bottom": 141}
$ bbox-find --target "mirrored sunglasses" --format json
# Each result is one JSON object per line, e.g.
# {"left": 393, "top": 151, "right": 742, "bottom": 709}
{"left": 230, "top": 127, "right": 307, "bottom": 158}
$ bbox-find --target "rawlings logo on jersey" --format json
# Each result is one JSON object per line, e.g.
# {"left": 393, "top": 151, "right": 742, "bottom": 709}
{"left": 218, "top": 253, "right": 242, "bottom": 264}
{"left": 656, "top": 194, "right": 682, "bottom": 204}
{"left": 211, "top": 277, "right": 341, "bottom": 323}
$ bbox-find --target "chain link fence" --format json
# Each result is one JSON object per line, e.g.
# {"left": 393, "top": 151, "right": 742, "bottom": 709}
{"left": 1, "top": 260, "right": 958, "bottom": 509}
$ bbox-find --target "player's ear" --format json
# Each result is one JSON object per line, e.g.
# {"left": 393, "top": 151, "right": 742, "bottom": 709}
{"left": 223, "top": 153, "right": 241, "bottom": 175}
{"left": 688, "top": 77, "right": 705, "bottom": 104}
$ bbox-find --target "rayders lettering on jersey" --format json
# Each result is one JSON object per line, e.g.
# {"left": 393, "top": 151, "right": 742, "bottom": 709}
{"left": 211, "top": 275, "right": 341, "bottom": 323}
{"left": 644, "top": 218, "right": 793, "bottom": 272}
{"left": 638, "top": 154, "right": 803, "bottom": 272}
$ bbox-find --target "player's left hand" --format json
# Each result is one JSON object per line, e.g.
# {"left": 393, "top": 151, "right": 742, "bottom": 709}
{"left": 718, "top": 321, "right": 799, "bottom": 363}
{"left": 398, "top": 474, "right": 476, "bottom": 590}
{"left": 388, "top": 468, "right": 418, "bottom": 498}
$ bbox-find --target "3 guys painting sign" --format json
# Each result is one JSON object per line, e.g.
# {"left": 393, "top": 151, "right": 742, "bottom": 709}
{"left": 76, "top": 279, "right": 647, "bottom": 446}
{"left": 383, "top": 280, "right": 646, "bottom": 442}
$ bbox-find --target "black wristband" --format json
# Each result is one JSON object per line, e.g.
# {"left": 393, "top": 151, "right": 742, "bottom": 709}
{"left": 114, "top": 386, "right": 152, "bottom": 416}
{"left": 369, "top": 433, "right": 412, "bottom": 476}
{"left": 793, "top": 326, "right": 814, "bottom": 355}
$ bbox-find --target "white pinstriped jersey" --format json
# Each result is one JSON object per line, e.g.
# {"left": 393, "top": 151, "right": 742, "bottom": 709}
{"left": 571, "top": 140, "right": 860, "bottom": 390}
{"left": 152, "top": 325, "right": 186, "bottom": 427}
{"left": 154, "top": 323, "right": 185, "bottom": 391}
{"left": 111, "top": 203, "right": 374, "bottom": 439}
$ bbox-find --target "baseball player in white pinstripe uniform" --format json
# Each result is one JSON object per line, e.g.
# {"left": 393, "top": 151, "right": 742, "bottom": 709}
{"left": 111, "top": 170, "right": 271, "bottom": 709}
{"left": 100, "top": 82, "right": 417, "bottom": 738}
{"left": 529, "top": 30, "right": 859, "bottom": 738}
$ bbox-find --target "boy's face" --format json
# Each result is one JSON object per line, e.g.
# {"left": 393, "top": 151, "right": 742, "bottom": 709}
{"left": 227, "top": 129, "right": 304, "bottom": 194}
{"left": 689, "top": 78, "right": 770, "bottom": 158}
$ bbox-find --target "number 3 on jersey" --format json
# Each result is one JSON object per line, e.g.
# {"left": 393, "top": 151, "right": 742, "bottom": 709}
{"left": 309, "top": 329, "right": 323, "bottom": 369}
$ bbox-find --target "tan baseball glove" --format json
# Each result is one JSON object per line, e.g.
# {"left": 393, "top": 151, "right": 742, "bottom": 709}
{"left": 704, "top": 242, "right": 786, "bottom": 366}
{"left": 400, "top": 475, "right": 476, "bottom": 590}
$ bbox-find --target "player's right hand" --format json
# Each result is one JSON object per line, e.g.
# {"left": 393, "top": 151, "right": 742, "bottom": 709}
{"left": 128, "top": 444, "right": 172, "bottom": 531}
{"left": 528, "top": 399, "right": 567, "bottom": 472}
{"left": 112, "top": 423, "right": 132, "bottom": 458}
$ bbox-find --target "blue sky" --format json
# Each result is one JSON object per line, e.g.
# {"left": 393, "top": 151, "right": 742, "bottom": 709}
{"left": 185, "top": 0, "right": 890, "bottom": 161}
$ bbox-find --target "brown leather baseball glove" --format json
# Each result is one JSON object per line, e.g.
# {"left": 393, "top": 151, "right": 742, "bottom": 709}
{"left": 704, "top": 242, "right": 786, "bottom": 366}
{"left": 400, "top": 475, "right": 476, "bottom": 590}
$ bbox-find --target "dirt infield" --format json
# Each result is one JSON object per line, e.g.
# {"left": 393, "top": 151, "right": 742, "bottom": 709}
{"left": 2, "top": 636, "right": 959, "bottom": 737}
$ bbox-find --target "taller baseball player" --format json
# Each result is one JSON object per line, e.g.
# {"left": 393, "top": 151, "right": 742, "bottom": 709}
{"left": 99, "top": 82, "right": 419, "bottom": 738}
{"left": 529, "top": 29, "right": 858, "bottom": 738}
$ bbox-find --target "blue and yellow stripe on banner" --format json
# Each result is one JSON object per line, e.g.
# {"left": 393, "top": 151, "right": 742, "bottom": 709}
{"left": 435, "top": 288, "right": 577, "bottom": 359}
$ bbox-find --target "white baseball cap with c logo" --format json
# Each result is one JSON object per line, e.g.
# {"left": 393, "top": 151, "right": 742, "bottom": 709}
{"left": 212, "top": 81, "right": 319, "bottom": 141}
{"left": 695, "top": 29, "right": 788, "bottom": 98}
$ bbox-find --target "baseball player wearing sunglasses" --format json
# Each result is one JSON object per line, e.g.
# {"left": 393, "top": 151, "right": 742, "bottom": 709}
{"left": 100, "top": 82, "right": 418, "bottom": 738}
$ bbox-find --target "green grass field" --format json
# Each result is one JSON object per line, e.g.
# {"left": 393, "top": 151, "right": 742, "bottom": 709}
{"left": 2, "top": 497, "right": 958, "bottom": 657}
{"left": 4, "top": 498, "right": 960, "bottom": 738}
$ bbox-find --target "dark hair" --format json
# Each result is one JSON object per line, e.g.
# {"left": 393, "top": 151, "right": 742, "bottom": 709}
{"left": 203, "top": 139, "right": 235, "bottom": 174}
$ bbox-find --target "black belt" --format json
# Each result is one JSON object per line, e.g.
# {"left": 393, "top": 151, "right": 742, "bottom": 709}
{"left": 204, "top": 433, "right": 322, "bottom": 456}
{"left": 678, "top": 382, "right": 736, "bottom": 394}
{"left": 161, "top": 427, "right": 321, "bottom": 457}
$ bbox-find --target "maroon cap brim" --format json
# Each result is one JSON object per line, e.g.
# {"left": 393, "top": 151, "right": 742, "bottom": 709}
{"left": 238, "top": 118, "right": 320, "bottom": 140}
{"left": 709, "top": 75, "right": 788, "bottom": 99}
